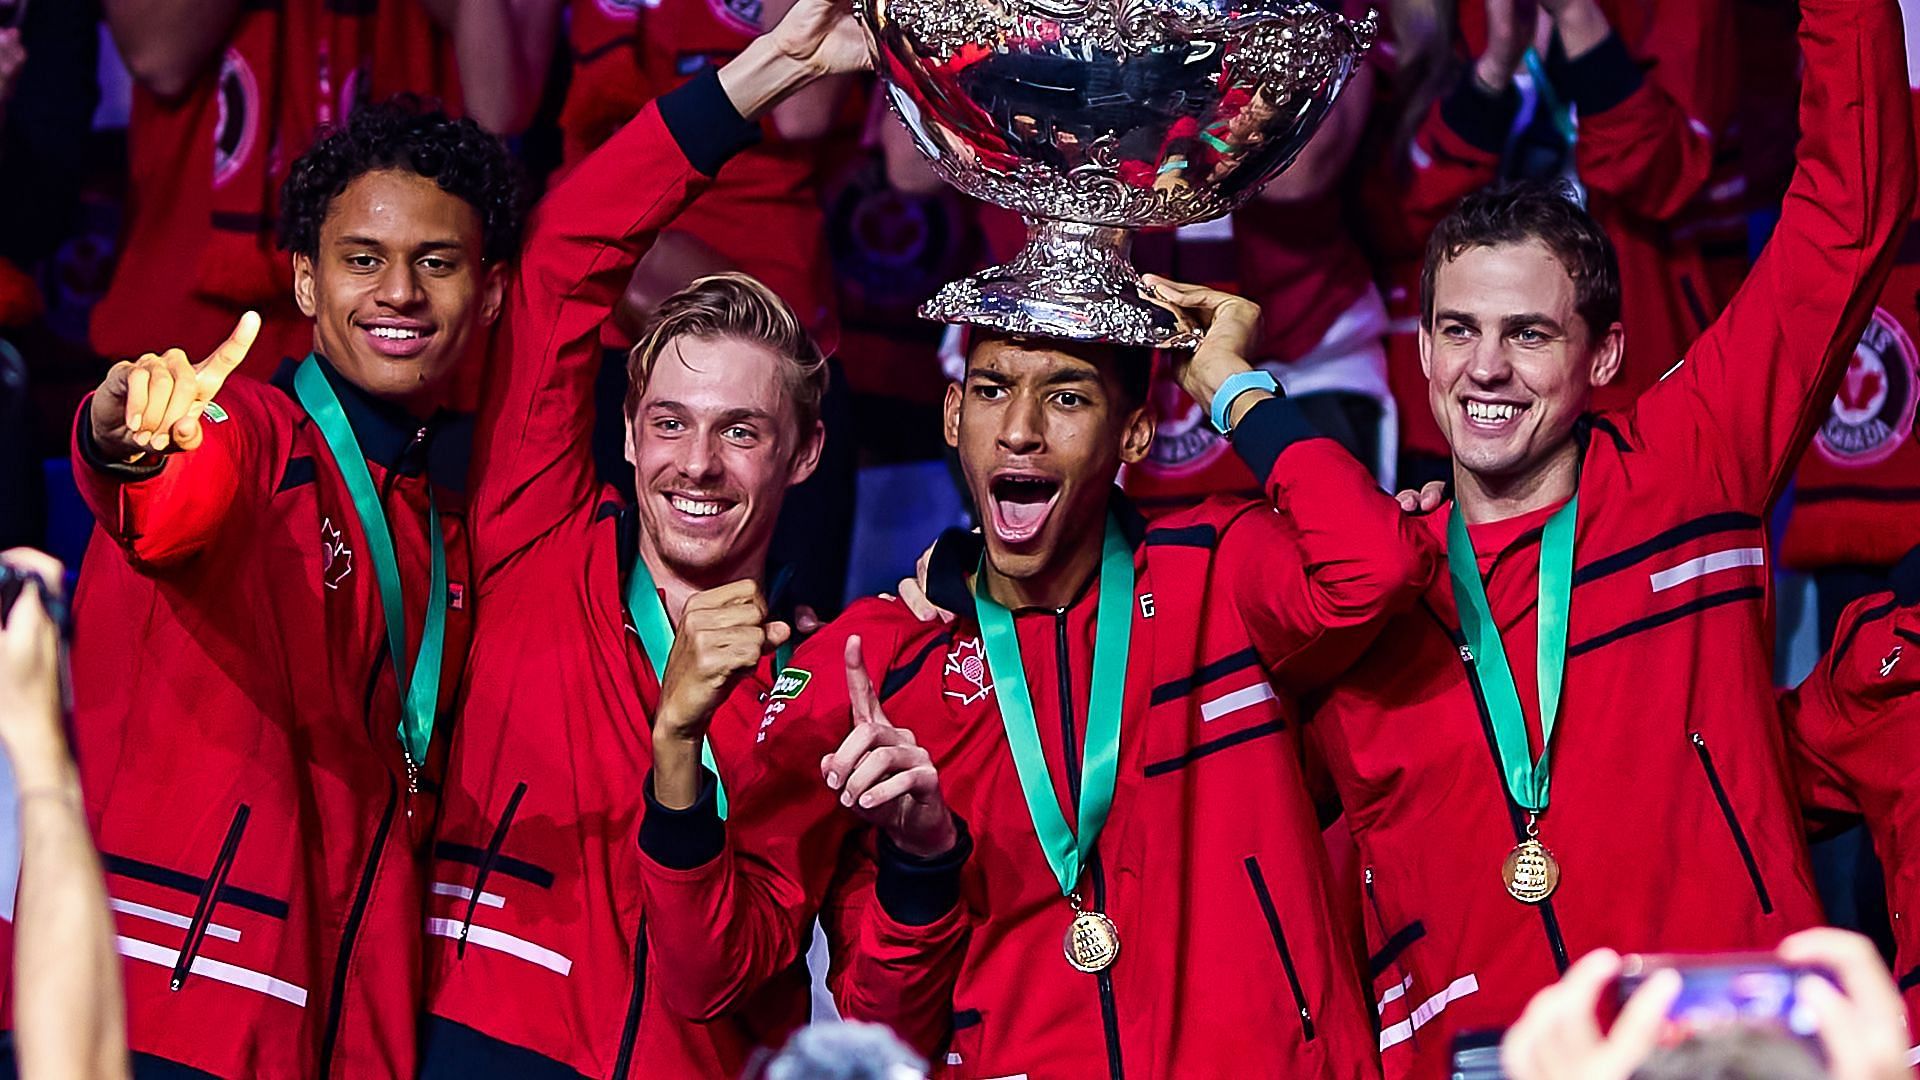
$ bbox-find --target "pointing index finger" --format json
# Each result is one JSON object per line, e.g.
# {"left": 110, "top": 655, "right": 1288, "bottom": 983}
{"left": 199, "top": 311, "right": 262, "bottom": 389}
{"left": 844, "top": 634, "right": 877, "bottom": 725}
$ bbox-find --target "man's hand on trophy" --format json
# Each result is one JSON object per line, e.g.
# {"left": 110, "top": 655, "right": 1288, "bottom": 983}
{"left": 768, "top": 0, "right": 872, "bottom": 79}
{"left": 1140, "top": 274, "right": 1264, "bottom": 418}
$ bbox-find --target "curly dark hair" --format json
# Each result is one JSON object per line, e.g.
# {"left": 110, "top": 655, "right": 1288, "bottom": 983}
{"left": 1422, "top": 180, "right": 1623, "bottom": 338}
{"left": 276, "top": 96, "right": 526, "bottom": 264}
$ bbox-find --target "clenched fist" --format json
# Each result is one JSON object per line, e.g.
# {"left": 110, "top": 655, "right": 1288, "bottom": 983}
{"left": 90, "top": 312, "right": 260, "bottom": 461}
{"left": 654, "top": 580, "right": 792, "bottom": 747}
{"left": 821, "top": 635, "right": 959, "bottom": 858}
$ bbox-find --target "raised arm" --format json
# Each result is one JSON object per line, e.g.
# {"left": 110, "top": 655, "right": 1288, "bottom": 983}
{"left": 469, "top": 0, "right": 868, "bottom": 576}
{"left": 0, "top": 550, "right": 131, "bottom": 1080}
{"left": 1630, "top": 0, "right": 1916, "bottom": 511}
{"left": 103, "top": 0, "right": 244, "bottom": 99}
{"left": 1147, "top": 277, "right": 1440, "bottom": 681}
{"left": 71, "top": 315, "right": 269, "bottom": 569}
{"left": 1542, "top": 0, "right": 1736, "bottom": 222}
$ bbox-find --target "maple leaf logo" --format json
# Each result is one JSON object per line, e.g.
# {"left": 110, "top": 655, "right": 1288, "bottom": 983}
{"left": 321, "top": 517, "right": 354, "bottom": 590}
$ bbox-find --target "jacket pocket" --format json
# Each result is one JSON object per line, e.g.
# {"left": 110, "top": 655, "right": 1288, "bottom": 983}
{"left": 1690, "top": 732, "right": 1774, "bottom": 914}
{"left": 1243, "top": 855, "right": 1315, "bottom": 1042}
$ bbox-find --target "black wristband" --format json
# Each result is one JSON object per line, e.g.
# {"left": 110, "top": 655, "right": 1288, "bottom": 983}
{"left": 1228, "top": 395, "right": 1323, "bottom": 482}
{"left": 655, "top": 65, "right": 762, "bottom": 178}
{"left": 76, "top": 400, "right": 165, "bottom": 481}
{"left": 1440, "top": 67, "right": 1522, "bottom": 156}
{"left": 875, "top": 815, "right": 973, "bottom": 927}
{"left": 639, "top": 768, "right": 726, "bottom": 870}
{"left": 1548, "top": 31, "right": 1643, "bottom": 118}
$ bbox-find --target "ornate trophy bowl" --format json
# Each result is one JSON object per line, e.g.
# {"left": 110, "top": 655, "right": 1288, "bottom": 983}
{"left": 862, "top": 0, "right": 1377, "bottom": 346}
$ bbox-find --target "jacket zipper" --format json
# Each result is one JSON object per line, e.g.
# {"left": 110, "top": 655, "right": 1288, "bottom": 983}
{"left": 317, "top": 775, "right": 399, "bottom": 1077}
{"left": 1689, "top": 732, "right": 1774, "bottom": 914}
{"left": 610, "top": 918, "right": 649, "bottom": 1080}
{"left": 1054, "top": 610, "right": 1125, "bottom": 1080}
{"left": 458, "top": 781, "right": 529, "bottom": 949}
{"left": 171, "top": 803, "right": 251, "bottom": 989}
{"left": 1441, "top": 621, "right": 1570, "bottom": 973}
{"left": 1243, "top": 855, "right": 1316, "bottom": 1041}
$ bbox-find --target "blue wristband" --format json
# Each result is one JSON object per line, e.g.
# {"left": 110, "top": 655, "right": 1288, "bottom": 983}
{"left": 1208, "top": 370, "right": 1280, "bottom": 434}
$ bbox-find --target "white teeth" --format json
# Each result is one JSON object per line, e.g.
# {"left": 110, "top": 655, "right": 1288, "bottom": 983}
{"left": 368, "top": 326, "right": 421, "bottom": 340}
{"left": 1465, "top": 401, "right": 1521, "bottom": 423}
{"left": 669, "top": 496, "right": 725, "bottom": 517}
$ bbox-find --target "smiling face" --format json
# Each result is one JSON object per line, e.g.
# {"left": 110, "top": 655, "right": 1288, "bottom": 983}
{"left": 1422, "top": 239, "right": 1623, "bottom": 487}
{"left": 945, "top": 336, "right": 1153, "bottom": 605}
{"left": 625, "top": 334, "right": 823, "bottom": 591}
{"left": 293, "top": 168, "right": 502, "bottom": 413}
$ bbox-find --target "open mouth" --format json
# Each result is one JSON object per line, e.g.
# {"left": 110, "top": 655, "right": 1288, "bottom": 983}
{"left": 662, "top": 491, "right": 737, "bottom": 525}
{"left": 359, "top": 320, "right": 435, "bottom": 359}
{"left": 1461, "top": 398, "right": 1527, "bottom": 433}
{"left": 987, "top": 472, "right": 1061, "bottom": 546}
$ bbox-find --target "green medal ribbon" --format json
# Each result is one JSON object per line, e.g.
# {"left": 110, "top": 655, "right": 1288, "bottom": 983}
{"left": 1446, "top": 496, "right": 1578, "bottom": 813}
{"left": 293, "top": 357, "right": 446, "bottom": 770}
{"left": 626, "top": 556, "right": 797, "bottom": 821}
{"left": 974, "top": 516, "right": 1133, "bottom": 898}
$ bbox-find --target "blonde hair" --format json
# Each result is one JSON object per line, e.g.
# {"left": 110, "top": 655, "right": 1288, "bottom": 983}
{"left": 625, "top": 272, "right": 829, "bottom": 431}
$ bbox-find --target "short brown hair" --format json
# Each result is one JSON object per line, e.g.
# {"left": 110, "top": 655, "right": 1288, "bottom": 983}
{"left": 1421, "top": 181, "right": 1623, "bottom": 339}
{"left": 625, "top": 273, "right": 829, "bottom": 432}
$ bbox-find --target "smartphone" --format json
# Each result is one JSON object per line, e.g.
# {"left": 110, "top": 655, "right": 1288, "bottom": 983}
{"left": 1616, "top": 953, "right": 1835, "bottom": 1046}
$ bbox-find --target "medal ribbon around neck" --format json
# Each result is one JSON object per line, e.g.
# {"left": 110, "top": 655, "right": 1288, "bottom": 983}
{"left": 626, "top": 555, "right": 797, "bottom": 821}
{"left": 293, "top": 356, "right": 447, "bottom": 769}
{"left": 1446, "top": 495, "right": 1578, "bottom": 814}
{"left": 974, "top": 515, "right": 1133, "bottom": 898}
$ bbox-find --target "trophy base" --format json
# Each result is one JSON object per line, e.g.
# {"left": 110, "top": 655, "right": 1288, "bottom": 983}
{"left": 918, "top": 220, "right": 1201, "bottom": 349}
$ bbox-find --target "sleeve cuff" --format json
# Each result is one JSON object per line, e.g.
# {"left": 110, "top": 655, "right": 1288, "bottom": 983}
{"left": 76, "top": 402, "right": 165, "bottom": 481}
{"left": 875, "top": 815, "right": 972, "bottom": 927}
{"left": 1229, "top": 396, "right": 1323, "bottom": 483}
{"left": 1891, "top": 544, "right": 1920, "bottom": 606}
{"left": 1549, "top": 31, "right": 1643, "bottom": 117}
{"left": 655, "top": 66, "right": 762, "bottom": 178}
{"left": 640, "top": 768, "right": 726, "bottom": 870}
{"left": 1438, "top": 69, "right": 1521, "bottom": 156}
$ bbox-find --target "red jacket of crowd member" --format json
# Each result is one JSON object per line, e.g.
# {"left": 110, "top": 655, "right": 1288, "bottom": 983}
{"left": 15, "top": 361, "right": 474, "bottom": 1080}
{"left": 1313, "top": 3, "right": 1912, "bottom": 1077}
{"left": 419, "top": 75, "right": 957, "bottom": 1077}
{"left": 1360, "top": 0, "right": 1743, "bottom": 459}
{"left": 557, "top": 0, "right": 841, "bottom": 352}
{"left": 639, "top": 400, "right": 1439, "bottom": 1079}
{"left": 1784, "top": 546, "right": 1920, "bottom": 1031}
{"left": 92, "top": 0, "right": 463, "bottom": 372}
{"left": 1782, "top": 3, "right": 1920, "bottom": 574}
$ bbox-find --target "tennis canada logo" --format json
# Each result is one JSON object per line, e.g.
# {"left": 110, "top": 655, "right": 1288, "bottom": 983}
{"left": 1815, "top": 307, "right": 1919, "bottom": 467}
{"left": 943, "top": 638, "right": 994, "bottom": 706}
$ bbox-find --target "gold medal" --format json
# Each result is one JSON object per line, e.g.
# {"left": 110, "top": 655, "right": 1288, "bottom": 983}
{"left": 1064, "top": 907, "right": 1121, "bottom": 973}
{"left": 1502, "top": 816, "right": 1561, "bottom": 904}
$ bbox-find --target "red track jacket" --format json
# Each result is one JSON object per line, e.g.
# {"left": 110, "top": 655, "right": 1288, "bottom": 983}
{"left": 28, "top": 358, "right": 474, "bottom": 1079}
{"left": 1312, "top": 3, "right": 1913, "bottom": 1076}
{"left": 1784, "top": 545, "right": 1920, "bottom": 1027}
{"left": 419, "top": 73, "right": 953, "bottom": 1079}
{"left": 638, "top": 401, "right": 1440, "bottom": 1079}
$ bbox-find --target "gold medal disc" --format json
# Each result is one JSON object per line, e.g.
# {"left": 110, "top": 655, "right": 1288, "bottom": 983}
{"left": 1502, "top": 837, "right": 1561, "bottom": 904}
{"left": 1064, "top": 910, "right": 1121, "bottom": 973}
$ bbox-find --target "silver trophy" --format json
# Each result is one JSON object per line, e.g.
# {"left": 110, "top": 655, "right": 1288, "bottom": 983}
{"left": 861, "top": 0, "right": 1377, "bottom": 346}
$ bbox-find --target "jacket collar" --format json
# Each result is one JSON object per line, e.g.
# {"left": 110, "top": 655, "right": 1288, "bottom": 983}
{"left": 926, "top": 489, "right": 1147, "bottom": 624}
{"left": 602, "top": 500, "right": 798, "bottom": 622}
{"left": 272, "top": 353, "right": 474, "bottom": 494}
